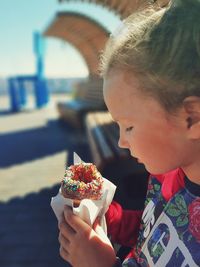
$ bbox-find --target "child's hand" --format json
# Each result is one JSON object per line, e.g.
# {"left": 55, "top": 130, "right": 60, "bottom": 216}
{"left": 58, "top": 206, "right": 116, "bottom": 267}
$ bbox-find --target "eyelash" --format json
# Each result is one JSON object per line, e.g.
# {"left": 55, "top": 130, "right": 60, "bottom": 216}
{"left": 125, "top": 126, "right": 133, "bottom": 132}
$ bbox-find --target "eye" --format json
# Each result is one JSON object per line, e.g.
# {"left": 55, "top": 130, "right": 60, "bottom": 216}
{"left": 125, "top": 126, "right": 133, "bottom": 132}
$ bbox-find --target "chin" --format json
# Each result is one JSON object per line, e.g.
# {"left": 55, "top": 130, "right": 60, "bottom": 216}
{"left": 144, "top": 164, "right": 173, "bottom": 175}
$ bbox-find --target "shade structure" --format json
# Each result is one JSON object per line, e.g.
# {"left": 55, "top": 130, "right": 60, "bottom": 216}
{"left": 43, "top": 12, "right": 110, "bottom": 75}
{"left": 58, "top": 0, "right": 170, "bottom": 19}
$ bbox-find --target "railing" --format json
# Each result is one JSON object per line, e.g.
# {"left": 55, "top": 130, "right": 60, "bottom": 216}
{"left": 8, "top": 75, "right": 49, "bottom": 112}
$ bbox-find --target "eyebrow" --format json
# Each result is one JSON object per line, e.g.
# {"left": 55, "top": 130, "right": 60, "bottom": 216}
{"left": 112, "top": 116, "right": 133, "bottom": 125}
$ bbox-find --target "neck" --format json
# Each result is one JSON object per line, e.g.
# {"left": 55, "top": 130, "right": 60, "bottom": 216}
{"left": 182, "top": 163, "right": 200, "bottom": 185}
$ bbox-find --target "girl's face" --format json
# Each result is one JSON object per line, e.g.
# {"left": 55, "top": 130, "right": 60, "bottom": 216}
{"left": 103, "top": 69, "right": 196, "bottom": 175}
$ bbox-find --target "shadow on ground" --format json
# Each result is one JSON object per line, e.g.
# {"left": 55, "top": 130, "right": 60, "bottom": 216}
{"left": 0, "top": 184, "right": 72, "bottom": 267}
{"left": 0, "top": 119, "right": 91, "bottom": 168}
{"left": 0, "top": 117, "right": 91, "bottom": 267}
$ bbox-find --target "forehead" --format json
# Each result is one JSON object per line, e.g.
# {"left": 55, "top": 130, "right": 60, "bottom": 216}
{"left": 103, "top": 69, "right": 146, "bottom": 117}
{"left": 103, "top": 68, "right": 168, "bottom": 122}
{"left": 104, "top": 69, "right": 141, "bottom": 100}
{"left": 104, "top": 69, "right": 140, "bottom": 96}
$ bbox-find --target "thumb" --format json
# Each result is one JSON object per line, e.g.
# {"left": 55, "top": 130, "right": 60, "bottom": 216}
{"left": 64, "top": 206, "right": 90, "bottom": 233}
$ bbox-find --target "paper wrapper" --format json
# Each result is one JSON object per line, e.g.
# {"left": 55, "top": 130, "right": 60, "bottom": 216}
{"left": 51, "top": 152, "right": 116, "bottom": 233}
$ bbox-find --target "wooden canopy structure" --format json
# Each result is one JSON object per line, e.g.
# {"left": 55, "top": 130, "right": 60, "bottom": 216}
{"left": 43, "top": 12, "right": 109, "bottom": 75}
{"left": 58, "top": 0, "right": 170, "bottom": 19}
{"left": 44, "top": 1, "right": 170, "bottom": 75}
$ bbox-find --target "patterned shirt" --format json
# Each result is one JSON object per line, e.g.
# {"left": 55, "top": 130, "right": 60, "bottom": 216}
{"left": 108, "top": 168, "right": 200, "bottom": 267}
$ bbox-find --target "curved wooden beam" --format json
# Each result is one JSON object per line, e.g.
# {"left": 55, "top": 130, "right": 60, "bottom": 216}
{"left": 43, "top": 12, "right": 110, "bottom": 75}
{"left": 58, "top": 0, "right": 170, "bottom": 18}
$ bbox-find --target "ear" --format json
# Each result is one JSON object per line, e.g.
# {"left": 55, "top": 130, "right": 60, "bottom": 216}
{"left": 183, "top": 96, "right": 200, "bottom": 139}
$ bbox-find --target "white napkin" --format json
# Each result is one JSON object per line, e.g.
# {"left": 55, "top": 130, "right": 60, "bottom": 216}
{"left": 51, "top": 152, "right": 116, "bottom": 233}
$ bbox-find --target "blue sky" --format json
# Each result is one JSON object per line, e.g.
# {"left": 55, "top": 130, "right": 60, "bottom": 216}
{"left": 0, "top": 0, "right": 120, "bottom": 78}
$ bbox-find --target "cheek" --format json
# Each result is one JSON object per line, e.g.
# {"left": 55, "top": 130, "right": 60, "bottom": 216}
{"left": 130, "top": 131, "right": 186, "bottom": 174}
{"left": 128, "top": 130, "right": 175, "bottom": 159}
{"left": 127, "top": 132, "right": 149, "bottom": 156}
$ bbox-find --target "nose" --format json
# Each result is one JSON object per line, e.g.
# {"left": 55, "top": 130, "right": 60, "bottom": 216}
{"left": 118, "top": 135, "right": 129, "bottom": 149}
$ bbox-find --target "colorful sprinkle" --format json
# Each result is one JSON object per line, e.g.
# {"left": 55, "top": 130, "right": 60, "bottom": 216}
{"left": 61, "top": 163, "right": 103, "bottom": 200}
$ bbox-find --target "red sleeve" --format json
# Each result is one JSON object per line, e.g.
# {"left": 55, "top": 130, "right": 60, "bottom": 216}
{"left": 105, "top": 201, "right": 143, "bottom": 247}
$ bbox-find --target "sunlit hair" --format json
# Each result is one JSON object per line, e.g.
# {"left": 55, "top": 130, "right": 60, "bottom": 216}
{"left": 100, "top": 0, "right": 200, "bottom": 111}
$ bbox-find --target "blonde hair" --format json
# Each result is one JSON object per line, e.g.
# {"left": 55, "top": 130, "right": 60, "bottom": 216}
{"left": 100, "top": 0, "right": 200, "bottom": 111}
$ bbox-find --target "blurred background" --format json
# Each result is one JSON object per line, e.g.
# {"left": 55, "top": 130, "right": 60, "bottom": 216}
{"left": 0, "top": 1, "right": 120, "bottom": 266}
{"left": 0, "top": 0, "right": 163, "bottom": 266}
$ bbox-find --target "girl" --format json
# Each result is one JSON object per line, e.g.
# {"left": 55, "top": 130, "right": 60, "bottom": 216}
{"left": 58, "top": 0, "right": 200, "bottom": 266}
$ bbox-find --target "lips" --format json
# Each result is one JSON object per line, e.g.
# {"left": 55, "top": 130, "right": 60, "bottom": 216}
{"left": 131, "top": 154, "right": 142, "bottom": 163}
{"left": 135, "top": 157, "right": 143, "bottom": 164}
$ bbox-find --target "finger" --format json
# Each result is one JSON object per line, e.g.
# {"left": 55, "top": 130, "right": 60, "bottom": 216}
{"left": 58, "top": 213, "right": 65, "bottom": 230}
{"left": 64, "top": 206, "right": 91, "bottom": 233}
{"left": 59, "top": 246, "right": 69, "bottom": 262}
{"left": 59, "top": 220, "right": 75, "bottom": 240}
{"left": 58, "top": 233, "right": 70, "bottom": 250}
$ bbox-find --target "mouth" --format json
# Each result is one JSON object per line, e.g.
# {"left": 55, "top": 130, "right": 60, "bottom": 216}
{"left": 137, "top": 158, "right": 142, "bottom": 163}
{"left": 131, "top": 154, "right": 142, "bottom": 163}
